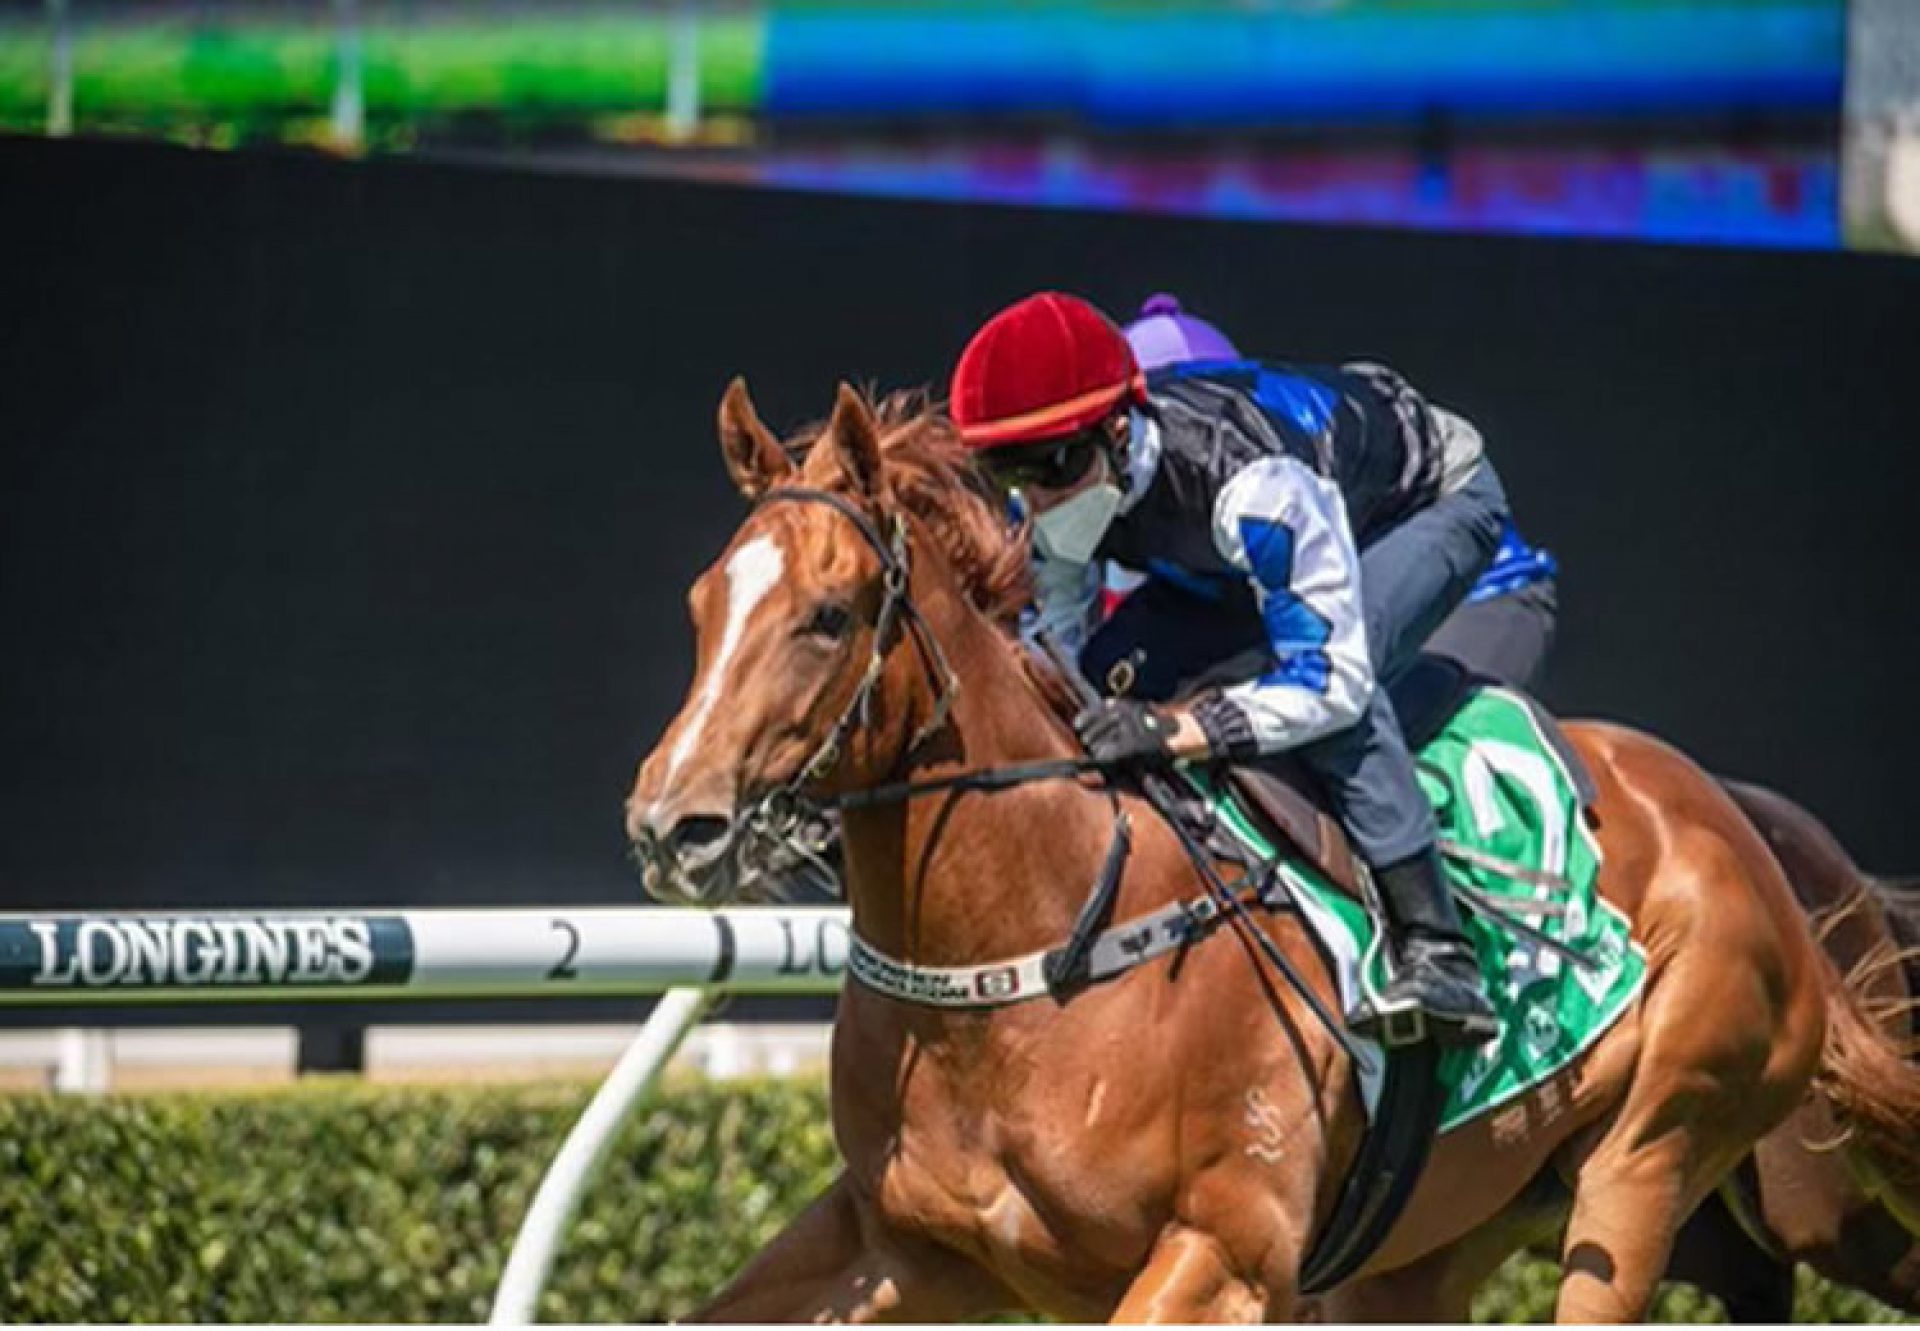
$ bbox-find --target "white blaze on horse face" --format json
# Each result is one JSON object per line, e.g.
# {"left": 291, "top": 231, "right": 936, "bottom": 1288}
{"left": 661, "top": 533, "right": 785, "bottom": 793}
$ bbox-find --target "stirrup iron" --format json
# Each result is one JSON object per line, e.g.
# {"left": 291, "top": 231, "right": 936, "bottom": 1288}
{"left": 1347, "top": 989, "right": 1430, "bottom": 1049}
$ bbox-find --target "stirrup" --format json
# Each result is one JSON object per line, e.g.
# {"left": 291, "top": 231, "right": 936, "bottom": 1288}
{"left": 1346, "top": 992, "right": 1429, "bottom": 1049}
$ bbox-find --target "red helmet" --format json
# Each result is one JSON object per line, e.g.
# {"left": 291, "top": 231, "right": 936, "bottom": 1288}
{"left": 949, "top": 292, "right": 1144, "bottom": 451}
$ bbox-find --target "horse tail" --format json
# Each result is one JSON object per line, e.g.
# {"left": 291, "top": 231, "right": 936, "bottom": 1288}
{"left": 1878, "top": 876, "right": 1920, "bottom": 1000}
{"left": 1809, "top": 889, "right": 1920, "bottom": 1211}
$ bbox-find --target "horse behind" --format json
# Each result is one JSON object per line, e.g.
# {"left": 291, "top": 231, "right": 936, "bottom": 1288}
{"left": 1658, "top": 785, "right": 1920, "bottom": 1320}
{"left": 625, "top": 380, "right": 1920, "bottom": 1322}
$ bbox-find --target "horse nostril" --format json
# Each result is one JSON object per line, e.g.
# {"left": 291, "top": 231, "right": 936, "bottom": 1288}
{"left": 665, "top": 814, "right": 735, "bottom": 869}
{"left": 627, "top": 831, "right": 664, "bottom": 893}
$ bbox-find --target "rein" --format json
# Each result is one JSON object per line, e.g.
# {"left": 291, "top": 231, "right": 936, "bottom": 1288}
{"left": 829, "top": 756, "right": 1104, "bottom": 810}
{"left": 740, "top": 484, "right": 1131, "bottom": 996}
{"left": 735, "top": 483, "right": 1356, "bottom": 1059}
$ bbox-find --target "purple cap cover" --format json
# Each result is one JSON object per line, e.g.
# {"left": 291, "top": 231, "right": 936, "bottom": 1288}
{"left": 1122, "top": 293, "right": 1242, "bottom": 370}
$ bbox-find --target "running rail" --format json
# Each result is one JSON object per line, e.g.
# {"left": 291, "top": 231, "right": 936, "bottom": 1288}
{"left": 0, "top": 906, "right": 850, "bottom": 1325}
{"left": 0, "top": 906, "right": 850, "bottom": 1003}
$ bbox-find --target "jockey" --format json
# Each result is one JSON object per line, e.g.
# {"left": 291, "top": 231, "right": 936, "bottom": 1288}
{"left": 1121, "top": 294, "right": 1560, "bottom": 692}
{"left": 949, "top": 290, "right": 1503, "bottom": 1046}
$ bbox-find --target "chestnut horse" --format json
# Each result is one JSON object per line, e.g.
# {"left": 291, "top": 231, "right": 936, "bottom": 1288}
{"left": 1370, "top": 786, "right": 1920, "bottom": 1322}
{"left": 625, "top": 382, "right": 1920, "bottom": 1322}
{"left": 1652, "top": 784, "right": 1920, "bottom": 1321}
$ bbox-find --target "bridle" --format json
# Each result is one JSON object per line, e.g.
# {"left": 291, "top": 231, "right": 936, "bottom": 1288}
{"left": 729, "top": 485, "right": 1108, "bottom": 892}
{"left": 756, "top": 486, "right": 959, "bottom": 785}
{"left": 734, "top": 485, "right": 956, "bottom": 884}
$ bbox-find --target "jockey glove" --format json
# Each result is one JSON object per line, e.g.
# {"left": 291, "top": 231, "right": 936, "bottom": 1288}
{"left": 1073, "top": 699, "right": 1179, "bottom": 769}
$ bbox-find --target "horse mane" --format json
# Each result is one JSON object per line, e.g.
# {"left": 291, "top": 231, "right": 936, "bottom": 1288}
{"left": 786, "top": 386, "right": 1082, "bottom": 726}
{"left": 788, "top": 386, "right": 1031, "bottom": 628}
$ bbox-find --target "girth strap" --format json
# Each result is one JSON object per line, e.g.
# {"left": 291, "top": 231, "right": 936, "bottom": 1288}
{"left": 1298, "top": 1040, "right": 1445, "bottom": 1295}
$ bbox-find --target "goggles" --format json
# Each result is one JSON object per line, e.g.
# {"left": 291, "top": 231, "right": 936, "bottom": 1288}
{"left": 978, "top": 435, "right": 1102, "bottom": 494}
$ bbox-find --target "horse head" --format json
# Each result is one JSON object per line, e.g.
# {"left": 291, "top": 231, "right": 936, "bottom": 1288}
{"left": 624, "top": 377, "right": 1028, "bottom": 905}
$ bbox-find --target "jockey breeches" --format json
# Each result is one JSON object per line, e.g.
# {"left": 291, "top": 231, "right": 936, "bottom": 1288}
{"left": 1425, "top": 579, "right": 1558, "bottom": 695}
{"left": 1303, "top": 461, "right": 1508, "bottom": 864}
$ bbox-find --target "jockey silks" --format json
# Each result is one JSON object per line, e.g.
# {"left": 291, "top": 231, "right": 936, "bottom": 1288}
{"left": 1029, "top": 358, "right": 1493, "bottom": 760}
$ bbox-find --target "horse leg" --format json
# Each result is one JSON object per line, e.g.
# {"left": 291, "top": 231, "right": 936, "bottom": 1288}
{"left": 691, "top": 1172, "right": 1008, "bottom": 1323}
{"left": 1107, "top": 1225, "right": 1273, "bottom": 1323}
{"left": 1664, "top": 1188, "right": 1794, "bottom": 1322}
{"left": 1799, "top": 1209, "right": 1920, "bottom": 1315}
{"left": 1754, "top": 1101, "right": 1920, "bottom": 1316}
{"left": 1552, "top": 1099, "right": 1726, "bottom": 1325}
{"left": 1553, "top": 953, "right": 1812, "bottom": 1318}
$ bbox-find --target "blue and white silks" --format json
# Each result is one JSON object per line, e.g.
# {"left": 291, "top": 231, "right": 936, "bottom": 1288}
{"left": 1027, "top": 414, "right": 1374, "bottom": 756}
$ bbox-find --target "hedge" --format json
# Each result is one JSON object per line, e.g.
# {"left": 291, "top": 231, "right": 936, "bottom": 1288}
{"left": 0, "top": 1078, "right": 1909, "bottom": 1322}
{"left": 0, "top": 1077, "right": 834, "bottom": 1323}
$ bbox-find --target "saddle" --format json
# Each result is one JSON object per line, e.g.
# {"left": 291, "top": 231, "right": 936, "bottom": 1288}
{"left": 1102, "top": 654, "right": 1609, "bottom": 1295}
{"left": 1216, "top": 654, "right": 1481, "bottom": 899}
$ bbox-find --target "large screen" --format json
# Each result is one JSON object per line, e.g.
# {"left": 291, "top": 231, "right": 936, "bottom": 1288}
{"left": 0, "top": 1, "right": 1866, "bottom": 249}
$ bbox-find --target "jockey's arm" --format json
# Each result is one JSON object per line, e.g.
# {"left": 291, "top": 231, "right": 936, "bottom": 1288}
{"left": 1183, "top": 456, "right": 1376, "bottom": 760}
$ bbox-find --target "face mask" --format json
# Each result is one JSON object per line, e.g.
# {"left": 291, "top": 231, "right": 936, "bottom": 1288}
{"left": 1031, "top": 481, "right": 1122, "bottom": 564}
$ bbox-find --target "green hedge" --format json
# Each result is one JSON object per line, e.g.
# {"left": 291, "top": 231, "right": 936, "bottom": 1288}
{"left": 0, "top": 1078, "right": 1909, "bottom": 1322}
{"left": 0, "top": 1078, "right": 835, "bottom": 1323}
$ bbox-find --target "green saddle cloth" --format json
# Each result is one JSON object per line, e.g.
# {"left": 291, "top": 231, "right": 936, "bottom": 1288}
{"left": 1190, "top": 685, "right": 1646, "bottom": 1133}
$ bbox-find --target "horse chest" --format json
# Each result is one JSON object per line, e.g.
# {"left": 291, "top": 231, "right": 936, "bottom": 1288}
{"left": 869, "top": 1141, "right": 1144, "bottom": 1317}
{"left": 832, "top": 1005, "right": 1179, "bottom": 1302}
{"left": 851, "top": 1094, "right": 1164, "bottom": 1314}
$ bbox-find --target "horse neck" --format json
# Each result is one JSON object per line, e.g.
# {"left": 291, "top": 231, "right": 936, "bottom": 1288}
{"left": 838, "top": 559, "right": 1114, "bottom": 969}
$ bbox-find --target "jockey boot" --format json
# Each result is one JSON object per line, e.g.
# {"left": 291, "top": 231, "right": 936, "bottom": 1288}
{"left": 1359, "top": 849, "right": 1498, "bottom": 1049}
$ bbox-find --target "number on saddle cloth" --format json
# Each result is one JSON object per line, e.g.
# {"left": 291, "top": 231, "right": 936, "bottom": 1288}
{"left": 1189, "top": 680, "right": 1643, "bottom": 1136}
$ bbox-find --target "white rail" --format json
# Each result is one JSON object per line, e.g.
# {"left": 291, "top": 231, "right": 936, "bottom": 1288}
{"left": 489, "top": 986, "right": 715, "bottom": 1325}
{"left": 0, "top": 906, "right": 850, "bottom": 1003}
{"left": 0, "top": 906, "right": 851, "bottom": 1324}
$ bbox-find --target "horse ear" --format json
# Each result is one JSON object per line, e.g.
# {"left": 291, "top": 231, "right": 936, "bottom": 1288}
{"left": 826, "top": 382, "right": 885, "bottom": 498}
{"left": 717, "top": 376, "right": 791, "bottom": 500}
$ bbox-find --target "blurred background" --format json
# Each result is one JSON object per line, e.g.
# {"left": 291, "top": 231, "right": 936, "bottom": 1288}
{"left": 2, "top": 0, "right": 1916, "bottom": 250}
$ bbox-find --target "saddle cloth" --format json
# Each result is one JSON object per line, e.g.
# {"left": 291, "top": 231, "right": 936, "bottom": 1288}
{"left": 1185, "top": 682, "right": 1646, "bottom": 1133}
{"left": 1213, "top": 655, "right": 1593, "bottom": 900}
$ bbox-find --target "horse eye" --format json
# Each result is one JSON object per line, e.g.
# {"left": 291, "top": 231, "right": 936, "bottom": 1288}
{"left": 801, "top": 602, "right": 853, "bottom": 640}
